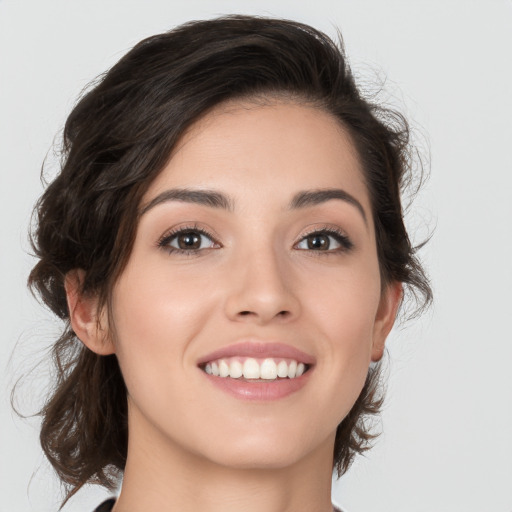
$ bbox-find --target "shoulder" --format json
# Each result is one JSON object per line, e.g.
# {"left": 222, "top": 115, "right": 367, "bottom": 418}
{"left": 93, "top": 499, "right": 346, "bottom": 511}
{"left": 93, "top": 498, "right": 116, "bottom": 512}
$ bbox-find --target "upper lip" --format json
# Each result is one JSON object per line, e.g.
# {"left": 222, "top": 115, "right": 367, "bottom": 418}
{"left": 197, "top": 341, "right": 316, "bottom": 366}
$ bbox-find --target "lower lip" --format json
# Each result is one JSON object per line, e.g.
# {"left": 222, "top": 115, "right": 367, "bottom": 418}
{"left": 202, "top": 369, "right": 313, "bottom": 401}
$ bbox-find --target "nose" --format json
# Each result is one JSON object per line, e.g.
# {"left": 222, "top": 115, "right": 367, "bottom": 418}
{"left": 223, "top": 246, "right": 300, "bottom": 325}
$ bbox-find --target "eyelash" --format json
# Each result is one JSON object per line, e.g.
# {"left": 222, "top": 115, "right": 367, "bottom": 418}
{"left": 157, "top": 224, "right": 354, "bottom": 256}
{"left": 157, "top": 224, "right": 219, "bottom": 256}
{"left": 296, "top": 226, "right": 354, "bottom": 254}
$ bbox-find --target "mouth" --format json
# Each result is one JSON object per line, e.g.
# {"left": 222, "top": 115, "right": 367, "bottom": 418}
{"left": 200, "top": 357, "right": 310, "bottom": 381}
{"left": 197, "top": 341, "right": 314, "bottom": 401}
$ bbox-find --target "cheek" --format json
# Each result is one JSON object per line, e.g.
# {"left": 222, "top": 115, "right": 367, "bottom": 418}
{"left": 307, "top": 258, "right": 381, "bottom": 340}
{"left": 109, "top": 257, "right": 218, "bottom": 388}
{"left": 305, "top": 265, "right": 382, "bottom": 388}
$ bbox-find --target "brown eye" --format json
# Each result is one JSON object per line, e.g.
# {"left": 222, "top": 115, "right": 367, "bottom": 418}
{"left": 295, "top": 229, "right": 353, "bottom": 252}
{"left": 159, "top": 228, "right": 218, "bottom": 253}
{"left": 306, "top": 234, "right": 330, "bottom": 250}
{"left": 176, "top": 231, "right": 202, "bottom": 250}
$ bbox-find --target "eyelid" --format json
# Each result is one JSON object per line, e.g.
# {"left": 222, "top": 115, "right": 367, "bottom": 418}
{"left": 157, "top": 223, "right": 221, "bottom": 253}
{"left": 156, "top": 223, "right": 353, "bottom": 255}
{"left": 294, "top": 225, "right": 354, "bottom": 252}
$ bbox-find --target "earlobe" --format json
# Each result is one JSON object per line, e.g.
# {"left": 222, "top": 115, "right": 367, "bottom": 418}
{"left": 64, "top": 269, "right": 114, "bottom": 355}
{"left": 371, "top": 281, "right": 403, "bottom": 362}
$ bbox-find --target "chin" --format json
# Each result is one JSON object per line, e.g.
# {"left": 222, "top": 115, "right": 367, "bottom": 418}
{"left": 191, "top": 422, "right": 331, "bottom": 472}
{"left": 207, "top": 443, "right": 307, "bottom": 471}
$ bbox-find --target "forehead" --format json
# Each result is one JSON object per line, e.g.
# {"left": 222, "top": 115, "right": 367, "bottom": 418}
{"left": 144, "top": 100, "right": 370, "bottom": 214}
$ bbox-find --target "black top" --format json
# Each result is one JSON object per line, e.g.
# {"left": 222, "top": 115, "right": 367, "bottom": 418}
{"left": 94, "top": 498, "right": 116, "bottom": 511}
{"left": 93, "top": 498, "right": 345, "bottom": 511}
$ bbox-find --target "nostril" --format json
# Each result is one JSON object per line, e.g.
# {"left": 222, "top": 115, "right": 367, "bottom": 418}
{"left": 238, "top": 310, "right": 289, "bottom": 317}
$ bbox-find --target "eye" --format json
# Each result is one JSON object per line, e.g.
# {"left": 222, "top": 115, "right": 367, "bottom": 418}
{"left": 158, "top": 226, "right": 219, "bottom": 254}
{"left": 295, "top": 228, "right": 353, "bottom": 252}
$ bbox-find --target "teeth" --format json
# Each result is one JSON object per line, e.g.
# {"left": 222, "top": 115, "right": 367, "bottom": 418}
{"left": 277, "top": 360, "right": 288, "bottom": 378}
{"left": 287, "top": 360, "right": 297, "bottom": 378}
{"left": 243, "top": 358, "right": 260, "bottom": 379}
{"left": 260, "top": 358, "right": 277, "bottom": 380}
{"left": 219, "top": 359, "right": 230, "bottom": 377}
{"left": 229, "top": 360, "right": 243, "bottom": 378}
{"left": 203, "top": 357, "right": 309, "bottom": 380}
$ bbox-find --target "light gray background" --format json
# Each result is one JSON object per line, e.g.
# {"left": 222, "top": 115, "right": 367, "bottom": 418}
{"left": 1, "top": 1, "right": 511, "bottom": 511}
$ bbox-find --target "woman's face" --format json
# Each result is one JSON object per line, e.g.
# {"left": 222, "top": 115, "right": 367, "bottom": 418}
{"left": 107, "top": 100, "right": 399, "bottom": 470}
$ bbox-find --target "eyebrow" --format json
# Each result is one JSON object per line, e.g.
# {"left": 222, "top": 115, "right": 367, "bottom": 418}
{"left": 140, "top": 187, "right": 367, "bottom": 224}
{"left": 289, "top": 189, "right": 367, "bottom": 225}
{"left": 140, "top": 188, "right": 234, "bottom": 216}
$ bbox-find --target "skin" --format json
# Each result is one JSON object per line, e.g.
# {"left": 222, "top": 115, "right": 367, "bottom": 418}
{"left": 66, "top": 100, "right": 402, "bottom": 512}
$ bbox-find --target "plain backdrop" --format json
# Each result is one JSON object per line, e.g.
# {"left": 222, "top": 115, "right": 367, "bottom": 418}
{"left": 1, "top": 1, "right": 511, "bottom": 511}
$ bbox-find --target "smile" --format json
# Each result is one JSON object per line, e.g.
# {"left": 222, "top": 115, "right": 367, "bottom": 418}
{"left": 198, "top": 341, "right": 315, "bottom": 401}
{"left": 202, "top": 357, "right": 309, "bottom": 380}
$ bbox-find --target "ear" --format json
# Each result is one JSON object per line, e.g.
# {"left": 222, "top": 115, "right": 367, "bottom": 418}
{"left": 64, "top": 269, "right": 115, "bottom": 355}
{"left": 371, "top": 281, "right": 403, "bottom": 362}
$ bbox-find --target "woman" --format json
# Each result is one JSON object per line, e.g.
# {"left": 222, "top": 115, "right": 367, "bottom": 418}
{"left": 28, "top": 15, "right": 431, "bottom": 512}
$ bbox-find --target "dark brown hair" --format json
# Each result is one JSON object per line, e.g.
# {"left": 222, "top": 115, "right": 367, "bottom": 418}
{"left": 27, "top": 14, "right": 431, "bottom": 504}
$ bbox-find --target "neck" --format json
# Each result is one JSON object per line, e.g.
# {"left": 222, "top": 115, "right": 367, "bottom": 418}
{"left": 113, "top": 408, "right": 336, "bottom": 512}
